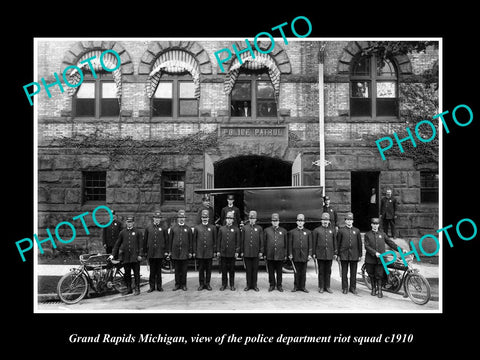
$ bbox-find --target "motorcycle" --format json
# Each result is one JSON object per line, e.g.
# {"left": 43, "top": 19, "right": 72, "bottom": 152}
{"left": 360, "top": 253, "right": 431, "bottom": 305}
{"left": 57, "top": 253, "right": 127, "bottom": 304}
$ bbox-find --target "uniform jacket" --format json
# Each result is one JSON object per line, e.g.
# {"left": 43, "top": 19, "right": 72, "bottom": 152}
{"left": 336, "top": 226, "right": 362, "bottom": 261}
{"left": 102, "top": 220, "right": 123, "bottom": 248}
{"left": 263, "top": 226, "right": 287, "bottom": 261}
{"left": 217, "top": 225, "right": 240, "bottom": 258}
{"left": 364, "top": 230, "right": 398, "bottom": 264}
{"left": 240, "top": 223, "right": 263, "bottom": 257}
{"left": 312, "top": 226, "right": 336, "bottom": 260}
{"left": 113, "top": 227, "right": 143, "bottom": 263}
{"left": 193, "top": 223, "right": 217, "bottom": 259}
{"left": 169, "top": 223, "right": 193, "bottom": 260}
{"left": 220, "top": 205, "right": 241, "bottom": 227}
{"left": 380, "top": 196, "right": 397, "bottom": 219}
{"left": 288, "top": 227, "right": 312, "bottom": 262}
{"left": 322, "top": 205, "right": 338, "bottom": 228}
{"left": 143, "top": 223, "right": 168, "bottom": 259}
{"left": 196, "top": 205, "right": 215, "bottom": 225}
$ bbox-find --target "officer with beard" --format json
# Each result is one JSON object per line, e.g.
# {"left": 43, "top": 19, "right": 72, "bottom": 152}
{"left": 168, "top": 210, "right": 192, "bottom": 291}
{"left": 217, "top": 210, "right": 240, "bottom": 291}
{"left": 288, "top": 214, "right": 312, "bottom": 293}
{"left": 193, "top": 209, "right": 217, "bottom": 291}
{"left": 143, "top": 210, "right": 168, "bottom": 292}
{"left": 240, "top": 210, "right": 263, "bottom": 291}
{"left": 312, "top": 212, "right": 336, "bottom": 293}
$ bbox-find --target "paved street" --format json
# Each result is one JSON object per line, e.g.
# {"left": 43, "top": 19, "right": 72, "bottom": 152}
{"left": 36, "top": 261, "right": 439, "bottom": 312}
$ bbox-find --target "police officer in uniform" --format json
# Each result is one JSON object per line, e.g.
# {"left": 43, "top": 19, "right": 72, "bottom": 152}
{"left": 102, "top": 210, "right": 122, "bottom": 254}
{"left": 220, "top": 194, "right": 241, "bottom": 227}
{"left": 288, "top": 214, "right": 312, "bottom": 293}
{"left": 323, "top": 195, "right": 338, "bottom": 231}
{"left": 168, "top": 210, "right": 192, "bottom": 291}
{"left": 263, "top": 213, "right": 287, "bottom": 292}
{"left": 336, "top": 212, "right": 362, "bottom": 294}
{"left": 143, "top": 210, "right": 168, "bottom": 293}
{"left": 240, "top": 210, "right": 263, "bottom": 291}
{"left": 193, "top": 209, "right": 217, "bottom": 291}
{"left": 112, "top": 216, "right": 143, "bottom": 295}
{"left": 312, "top": 212, "right": 336, "bottom": 293}
{"left": 217, "top": 210, "right": 240, "bottom": 291}
{"left": 196, "top": 194, "right": 215, "bottom": 225}
{"left": 364, "top": 217, "right": 398, "bottom": 298}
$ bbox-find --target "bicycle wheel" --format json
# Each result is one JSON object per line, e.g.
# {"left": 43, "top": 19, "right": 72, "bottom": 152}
{"left": 57, "top": 271, "right": 88, "bottom": 304}
{"left": 405, "top": 273, "right": 431, "bottom": 305}
{"left": 111, "top": 269, "right": 127, "bottom": 293}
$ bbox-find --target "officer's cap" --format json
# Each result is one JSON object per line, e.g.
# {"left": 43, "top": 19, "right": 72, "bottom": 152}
{"left": 371, "top": 217, "right": 380, "bottom": 224}
{"left": 321, "top": 212, "right": 330, "bottom": 220}
{"left": 227, "top": 194, "right": 235, "bottom": 200}
{"left": 153, "top": 210, "right": 161, "bottom": 218}
{"left": 126, "top": 216, "right": 134, "bottom": 222}
{"left": 271, "top": 213, "right": 280, "bottom": 221}
{"left": 248, "top": 210, "right": 257, "bottom": 218}
{"left": 323, "top": 195, "right": 330, "bottom": 201}
{"left": 201, "top": 209, "right": 209, "bottom": 218}
{"left": 345, "top": 212, "right": 354, "bottom": 220}
{"left": 177, "top": 210, "right": 186, "bottom": 218}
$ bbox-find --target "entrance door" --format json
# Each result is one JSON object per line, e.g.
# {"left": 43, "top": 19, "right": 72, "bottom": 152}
{"left": 351, "top": 171, "right": 380, "bottom": 232}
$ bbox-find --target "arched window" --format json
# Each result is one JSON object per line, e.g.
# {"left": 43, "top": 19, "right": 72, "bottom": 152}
{"left": 350, "top": 55, "right": 399, "bottom": 118}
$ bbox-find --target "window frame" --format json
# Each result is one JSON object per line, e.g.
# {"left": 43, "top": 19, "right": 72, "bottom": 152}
{"left": 151, "top": 74, "right": 199, "bottom": 118}
{"left": 161, "top": 171, "right": 186, "bottom": 204}
{"left": 350, "top": 54, "right": 399, "bottom": 120}
{"left": 420, "top": 171, "right": 439, "bottom": 204}
{"left": 73, "top": 73, "right": 120, "bottom": 118}
{"left": 82, "top": 171, "right": 107, "bottom": 204}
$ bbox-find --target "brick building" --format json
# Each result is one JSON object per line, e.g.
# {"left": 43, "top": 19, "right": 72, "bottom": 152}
{"left": 36, "top": 39, "right": 439, "bottom": 256}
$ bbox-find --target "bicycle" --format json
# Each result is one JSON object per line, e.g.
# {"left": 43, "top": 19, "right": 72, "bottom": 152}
{"left": 57, "top": 253, "right": 127, "bottom": 304}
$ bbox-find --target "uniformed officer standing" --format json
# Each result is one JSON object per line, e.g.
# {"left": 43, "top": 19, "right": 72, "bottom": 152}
{"left": 240, "top": 210, "right": 263, "bottom": 291}
{"left": 217, "top": 211, "right": 240, "bottom": 291}
{"left": 220, "top": 194, "right": 241, "bottom": 227}
{"left": 364, "top": 217, "right": 398, "bottom": 298}
{"left": 112, "top": 216, "right": 143, "bottom": 295}
{"left": 168, "top": 210, "right": 193, "bottom": 291}
{"left": 102, "top": 210, "right": 122, "bottom": 254}
{"left": 288, "top": 214, "right": 312, "bottom": 293}
{"left": 196, "top": 194, "right": 215, "bottom": 225}
{"left": 312, "top": 212, "right": 337, "bottom": 293}
{"left": 336, "top": 212, "right": 362, "bottom": 294}
{"left": 143, "top": 210, "right": 168, "bottom": 293}
{"left": 193, "top": 209, "right": 217, "bottom": 291}
{"left": 380, "top": 188, "right": 398, "bottom": 238}
{"left": 323, "top": 195, "right": 338, "bottom": 231}
{"left": 263, "top": 213, "right": 287, "bottom": 292}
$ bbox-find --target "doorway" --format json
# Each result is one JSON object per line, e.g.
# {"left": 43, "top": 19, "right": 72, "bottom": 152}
{"left": 351, "top": 171, "right": 380, "bottom": 232}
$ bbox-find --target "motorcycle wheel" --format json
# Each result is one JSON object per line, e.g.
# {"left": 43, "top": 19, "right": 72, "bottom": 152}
{"left": 57, "top": 271, "right": 88, "bottom": 304}
{"left": 360, "top": 264, "right": 372, "bottom": 290}
{"left": 111, "top": 269, "right": 127, "bottom": 293}
{"left": 405, "top": 273, "right": 431, "bottom": 305}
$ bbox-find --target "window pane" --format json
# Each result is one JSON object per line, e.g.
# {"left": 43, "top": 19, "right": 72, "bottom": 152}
{"left": 257, "top": 100, "right": 277, "bottom": 117}
{"left": 231, "top": 82, "right": 251, "bottom": 100}
{"left": 376, "top": 82, "right": 396, "bottom": 98}
{"left": 350, "top": 98, "right": 372, "bottom": 117}
{"left": 101, "top": 99, "right": 120, "bottom": 117}
{"left": 152, "top": 99, "right": 172, "bottom": 116}
{"left": 163, "top": 173, "right": 185, "bottom": 202}
{"left": 420, "top": 172, "right": 438, "bottom": 203}
{"left": 377, "top": 59, "right": 396, "bottom": 77}
{"left": 75, "top": 99, "right": 95, "bottom": 117}
{"left": 154, "top": 82, "right": 173, "bottom": 98}
{"left": 351, "top": 81, "right": 370, "bottom": 98}
{"left": 179, "top": 99, "right": 198, "bottom": 116}
{"left": 83, "top": 171, "right": 106, "bottom": 202}
{"left": 377, "top": 98, "right": 398, "bottom": 117}
{"left": 352, "top": 56, "right": 371, "bottom": 76}
{"left": 76, "top": 82, "right": 95, "bottom": 98}
{"left": 102, "top": 82, "right": 117, "bottom": 98}
{"left": 179, "top": 82, "right": 195, "bottom": 98}
{"left": 257, "top": 81, "right": 275, "bottom": 98}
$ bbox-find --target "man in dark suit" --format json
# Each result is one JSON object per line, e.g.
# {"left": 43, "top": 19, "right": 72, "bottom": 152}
{"left": 336, "top": 212, "right": 362, "bottom": 294}
{"left": 322, "top": 195, "right": 338, "bottom": 231}
{"left": 364, "top": 217, "right": 398, "bottom": 298}
{"left": 240, "top": 210, "right": 263, "bottom": 291}
{"left": 193, "top": 209, "right": 217, "bottom": 291}
{"left": 168, "top": 210, "right": 192, "bottom": 291}
{"left": 112, "top": 216, "right": 143, "bottom": 295}
{"left": 102, "top": 210, "right": 122, "bottom": 254}
{"left": 143, "top": 210, "right": 168, "bottom": 293}
{"left": 380, "top": 188, "right": 398, "bottom": 238}
{"left": 220, "top": 194, "right": 241, "bottom": 227}
{"left": 288, "top": 213, "right": 312, "bottom": 293}
{"left": 263, "top": 213, "right": 287, "bottom": 292}
{"left": 217, "top": 211, "right": 240, "bottom": 291}
{"left": 312, "top": 212, "right": 337, "bottom": 293}
{"left": 196, "top": 194, "right": 215, "bottom": 225}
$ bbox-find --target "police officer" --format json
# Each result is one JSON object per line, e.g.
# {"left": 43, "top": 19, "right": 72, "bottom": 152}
{"left": 380, "top": 188, "right": 398, "bottom": 238}
{"left": 241, "top": 210, "right": 263, "bottom": 291}
{"left": 220, "top": 194, "right": 241, "bottom": 227}
{"left": 263, "top": 213, "right": 287, "bottom": 292}
{"left": 336, "top": 212, "right": 362, "bottom": 294}
{"left": 288, "top": 214, "right": 312, "bottom": 293}
{"left": 193, "top": 209, "right": 217, "bottom": 291}
{"left": 312, "top": 212, "right": 336, "bottom": 293}
{"left": 196, "top": 194, "right": 215, "bottom": 225}
{"left": 112, "top": 216, "right": 143, "bottom": 295}
{"left": 143, "top": 210, "right": 168, "bottom": 293}
{"left": 168, "top": 210, "right": 192, "bottom": 291}
{"left": 323, "top": 195, "right": 338, "bottom": 231}
{"left": 102, "top": 210, "right": 122, "bottom": 254}
{"left": 364, "top": 217, "right": 398, "bottom": 298}
{"left": 217, "top": 210, "right": 240, "bottom": 291}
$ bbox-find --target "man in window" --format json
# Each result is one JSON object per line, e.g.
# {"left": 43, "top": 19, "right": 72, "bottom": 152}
{"left": 240, "top": 210, "right": 263, "bottom": 292}
{"left": 380, "top": 188, "right": 398, "bottom": 238}
{"left": 217, "top": 211, "right": 240, "bottom": 291}
{"left": 112, "top": 216, "right": 143, "bottom": 296}
{"left": 168, "top": 210, "right": 193, "bottom": 291}
{"left": 102, "top": 209, "right": 122, "bottom": 254}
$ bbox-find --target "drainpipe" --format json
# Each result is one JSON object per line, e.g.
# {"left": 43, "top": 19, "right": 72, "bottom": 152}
{"left": 318, "top": 43, "right": 326, "bottom": 196}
